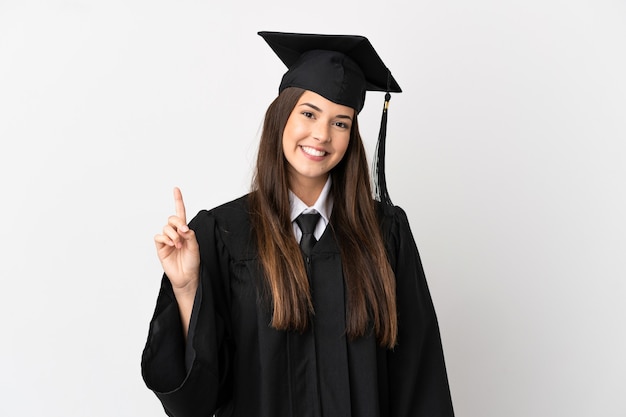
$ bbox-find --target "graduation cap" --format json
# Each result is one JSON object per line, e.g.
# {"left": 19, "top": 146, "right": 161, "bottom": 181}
{"left": 258, "top": 31, "right": 402, "bottom": 206}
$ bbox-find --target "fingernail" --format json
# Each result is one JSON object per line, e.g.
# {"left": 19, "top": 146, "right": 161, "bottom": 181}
{"left": 180, "top": 225, "right": 189, "bottom": 233}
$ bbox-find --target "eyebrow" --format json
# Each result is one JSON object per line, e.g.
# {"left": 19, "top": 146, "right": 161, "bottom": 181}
{"left": 299, "top": 102, "right": 353, "bottom": 120}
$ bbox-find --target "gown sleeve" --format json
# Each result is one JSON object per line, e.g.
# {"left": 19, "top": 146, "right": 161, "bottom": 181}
{"left": 384, "top": 206, "right": 455, "bottom": 416}
{"left": 141, "top": 210, "right": 233, "bottom": 417}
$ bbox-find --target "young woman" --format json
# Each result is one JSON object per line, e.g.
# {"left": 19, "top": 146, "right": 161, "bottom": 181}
{"left": 142, "top": 31, "right": 454, "bottom": 417}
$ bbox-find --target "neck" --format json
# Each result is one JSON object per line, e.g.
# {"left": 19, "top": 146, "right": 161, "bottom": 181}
{"left": 289, "top": 174, "right": 328, "bottom": 207}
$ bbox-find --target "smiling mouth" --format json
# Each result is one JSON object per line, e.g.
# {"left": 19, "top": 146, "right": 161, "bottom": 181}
{"left": 301, "top": 146, "right": 327, "bottom": 157}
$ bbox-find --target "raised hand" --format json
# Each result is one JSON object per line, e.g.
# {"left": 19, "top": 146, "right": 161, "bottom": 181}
{"left": 154, "top": 187, "right": 200, "bottom": 294}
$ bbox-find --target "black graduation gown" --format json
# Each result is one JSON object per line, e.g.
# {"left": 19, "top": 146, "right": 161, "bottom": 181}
{"left": 141, "top": 195, "right": 454, "bottom": 417}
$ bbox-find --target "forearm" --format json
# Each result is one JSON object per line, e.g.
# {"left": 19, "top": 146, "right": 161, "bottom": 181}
{"left": 172, "top": 280, "right": 199, "bottom": 339}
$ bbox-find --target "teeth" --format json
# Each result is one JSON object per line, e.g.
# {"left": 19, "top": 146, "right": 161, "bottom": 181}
{"left": 301, "top": 146, "right": 326, "bottom": 157}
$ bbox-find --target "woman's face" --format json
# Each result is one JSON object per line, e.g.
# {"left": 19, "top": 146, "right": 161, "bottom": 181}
{"left": 282, "top": 90, "right": 354, "bottom": 189}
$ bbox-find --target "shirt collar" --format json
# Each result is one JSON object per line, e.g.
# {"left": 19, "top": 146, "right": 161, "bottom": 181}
{"left": 289, "top": 175, "right": 333, "bottom": 224}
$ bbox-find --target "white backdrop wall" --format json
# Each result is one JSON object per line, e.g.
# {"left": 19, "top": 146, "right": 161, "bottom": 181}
{"left": 1, "top": 1, "right": 625, "bottom": 416}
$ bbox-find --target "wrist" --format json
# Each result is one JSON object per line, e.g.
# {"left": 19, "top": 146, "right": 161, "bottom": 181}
{"left": 172, "top": 278, "right": 199, "bottom": 299}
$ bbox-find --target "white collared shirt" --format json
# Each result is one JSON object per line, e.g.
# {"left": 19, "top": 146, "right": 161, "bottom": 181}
{"left": 289, "top": 176, "right": 333, "bottom": 242}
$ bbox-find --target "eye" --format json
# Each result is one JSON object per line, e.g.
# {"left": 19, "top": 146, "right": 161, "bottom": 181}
{"left": 333, "top": 121, "right": 350, "bottom": 129}
{"left": 301, "top": 111, "right": 315, "bottom": 119}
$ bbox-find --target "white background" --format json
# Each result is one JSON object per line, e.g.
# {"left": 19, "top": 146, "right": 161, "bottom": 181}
{"left": 1, "top": 1, "right": 625, "bottom": 416}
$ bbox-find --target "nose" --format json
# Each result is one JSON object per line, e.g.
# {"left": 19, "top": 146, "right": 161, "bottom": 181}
{"left": 312, "top": 122, "right": 331, "bottom": 143}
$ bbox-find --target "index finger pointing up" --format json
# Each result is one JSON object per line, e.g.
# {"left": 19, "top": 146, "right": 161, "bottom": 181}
{"left": 173, "top": 187, "right": 187, "bottom": 224}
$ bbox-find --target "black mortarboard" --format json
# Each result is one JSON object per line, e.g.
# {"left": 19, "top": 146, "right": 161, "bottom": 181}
{"left": 258, "top": 31, "right": 401, "bottom": 113}
{"left": 259, "top": 31, "right": 402, "bottom": 206}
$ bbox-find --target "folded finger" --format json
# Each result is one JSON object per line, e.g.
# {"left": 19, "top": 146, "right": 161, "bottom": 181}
{"left": 167, "top": 215, "right": 189, "bottom": 232}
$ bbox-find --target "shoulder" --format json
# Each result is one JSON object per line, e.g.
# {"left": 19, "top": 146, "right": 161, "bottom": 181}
{"left": 375, "top": 201, "right": 412, "bottom": 235}
{"left": 207, "top": 194, "right": 251, "bottom": 226}
{"left": 374, "top": 201, "right": 419, "bottom": 265}
{"left": 187, "top": 194, "right": 255, "bottom": 259}
{"left": 188, "top": 193, "right": 250, "bottom": 226}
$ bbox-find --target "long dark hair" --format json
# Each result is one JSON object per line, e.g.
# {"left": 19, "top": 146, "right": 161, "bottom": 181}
{"left": 249, "top": 87, "right": 397, "bottom": 348}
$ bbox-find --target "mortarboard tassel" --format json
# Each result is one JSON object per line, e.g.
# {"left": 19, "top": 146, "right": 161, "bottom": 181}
{"left": 374, "top": 92, "right": 393, "bottom": 207}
